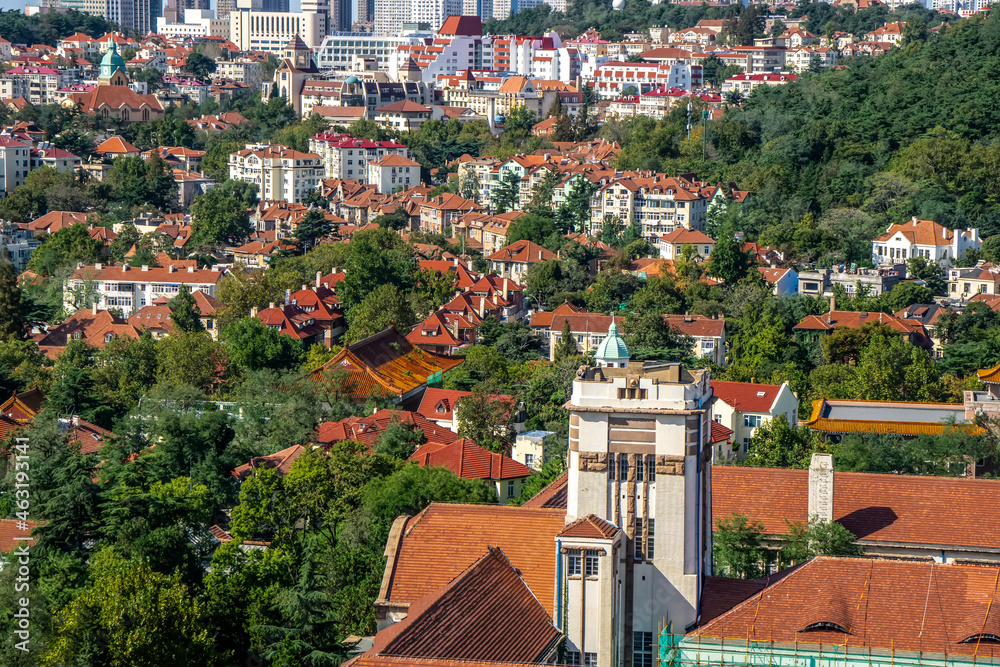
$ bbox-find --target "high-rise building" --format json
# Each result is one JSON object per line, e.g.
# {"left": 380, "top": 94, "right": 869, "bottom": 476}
{"left": 330, "top": 0, "right": 353, "bottom": 31}
{"left": 105, "top": 0, "right": 162, "bottom": 36}
{"left": 216, "top": 0, "right": 236, "bottom": 20}
{"left": 561, "top": 324, "right": 714, "bottom": 665}
{"left": 372, "top": 0, "right": 407, "bottom": 36}
{"left": 230, "top": 0, "right": 329, "bottom": 51}
{"left": 356, "top": 0, "right": 374, "bottom": 24}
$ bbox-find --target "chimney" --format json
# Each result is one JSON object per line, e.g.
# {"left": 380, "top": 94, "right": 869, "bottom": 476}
{"left": 71, "top": 415, "right": 80, "bottom": 427}
{"left": 912, "top": 216, "right": 918, "bottom": 225}
{"left": 95, "top": 263, "right": 102, "bottom": 270}
{"left": 808, "top": 453, "right": 834, "bottom": 523}
{"left": 168, "top": 265, "right": 176, "bottom": 273}
{"left": 316, "top": 270, "right": 322, "bottom": 288}
{"left": 269, "top": 302, "right": 276, "bottom": 309}
{"left": 503, "top": 277, "right": 509, "bottom": 297}
{"left": 141, "top": 265, "right": 149, "bottom": 271}
{"left": 187, "top": 266, "right": 194, "bottom": 273}
{"left": 92, "top": 303, "right": 98, "bottom": 315}
{"left": 453, "top": 257, "right": 459, "bottom": 266}
{"left": 302, "top": 284, "right": 307, "bottom": 292}
{"left": 122, "top": 265, "right": 128, "bottom": 272}
{"left": 250, "top": 306, "right": 258, "bottom": 317}
{"left": 284, "top": 289, "right": 291, "bottom": 305}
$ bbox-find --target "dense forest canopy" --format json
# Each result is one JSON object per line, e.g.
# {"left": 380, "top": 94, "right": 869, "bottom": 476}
{"left": 0, "top": 9, "right": 114, "bottom": 46}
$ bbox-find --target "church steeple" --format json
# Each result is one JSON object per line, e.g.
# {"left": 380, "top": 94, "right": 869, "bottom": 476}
{"left": 98, "top": 38, "right": 129, "bottom": 86}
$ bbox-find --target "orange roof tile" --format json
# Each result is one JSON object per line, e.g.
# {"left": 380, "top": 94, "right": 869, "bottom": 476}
{"left": 409, "top": 439, "right": 533, "bottom": 480}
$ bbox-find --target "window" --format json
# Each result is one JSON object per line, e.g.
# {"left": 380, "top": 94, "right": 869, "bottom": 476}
{"left": 647, "top": 454, "right": 655, "bottom": 482}
{"left": 585, "top": 550, "right": 599, "bottom": 577}
{"left": 524, "top": 453, "right": 534, "bottom": 467}
{"left": 618, "top": 453, "right": 628, "bottom": 481}
{"left": 567, "top": 651, "right": 581, "bottom": 666}
{"left": 507, "top": 480, "right": 515, "bottom": 498}
{"left": 585, "top": 654, "right": 597, "bottom": 667}
{"left": 634, "top": 518, "right": 644, "bottom": 560}
{"left": 647, "top": 519, "right": 655, "bottom": 559}
{"left": 567, "top": 553, "right": 581, "bottom": 576}
{"left": 636, "top": 456, "right": 644, "bottom": 482}
{"left": 633, "top": 632, "right": 654, "bottom": 667}
{"left": 743, "top": 414, "right": 763, "bottom": 428}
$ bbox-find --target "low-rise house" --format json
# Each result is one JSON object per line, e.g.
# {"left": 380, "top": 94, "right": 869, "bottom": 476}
{"left": 416, "top": 387, "right": 523, "bottom": 433}
{"left": 511, "top": 429, "right": 554, "bottom": 470}
{"left": 658, "top": 228, "right": 715, "bottom": 260}
{"left": 232, "top": 444, "right": 305, "bottom": 482}
{"left": 95, "top": 136, "right": 140, "bottom": 160}
{"left": 409, "top": 439, "right": 535, "bottom": 504}
{"left": 797, "top": 266, "right": 905, "bottom": 299}
{"left": 757, "top": 266, "right": 798, "bottom": 296}
{"left": 530, "top": 304, "right": 624, "bottom": 360}
{"left": 316, "top": 408, "right": 461, "bottom": 450}
{"left": 721, "top": 72, "right": 798, "bottom": 94}
{"left": 895, "top": 303, "right": 949, "bottom": 357}
{"left": 367, "top": 154, "right": 421, "bottom": 194}
{"left": 793, "top": 307, "right": 931, "bottom": 348}
{"left": 37, "top": 306, "right": 141, "bottom": 359}
{"left": 873, "top": 217, "right": 980, "bottom": 269}
{"left": 228, "top": 144, "right": 324, "bottom": 204}
{"left": 948, "top": 262, "right": 1000, "bottom": 299}
{"left": 487, "top": 239, "right": 556, "bottom": 284}
{"left": 407, "top": 310, "right": 477, "bottom": 354}
{"left": 255, "top": 301, "right": 328, "bottom": 349}
{"left": 64, "top": 262, "right": 225, "bottom": 317}
{"left": 709, "top": 380, "right": 798, "bottom": 460}
{"left": 374, "top": 100, "right": 431, "bottom": 132}
{"left": 664, "top": 314, "right": 726, "bottom": 366}
{"left": 418, "top": 193, "right": 482, "bottom": 234}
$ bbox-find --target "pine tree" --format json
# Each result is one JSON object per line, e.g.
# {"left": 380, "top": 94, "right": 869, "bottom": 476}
{"left": 168, "top": 285, "right": 205, "bottom": 333}
{"left": 553, "top": 318, "right": 578, "bottom": 361}
{"left": 293, "top": 209, "right": 333, "bottom": 250}
{"left": 0, "top": 247, "right": 26, "bottom": 341}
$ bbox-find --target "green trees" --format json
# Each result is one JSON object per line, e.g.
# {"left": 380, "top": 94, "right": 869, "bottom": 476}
{"left": 27, "top": 223, "right": 102, "bottom": 277}
{"left": 345, "top": 284, "right": 416, "bottom": 341}
{"left": 743, "top": 416, "right": 820, "bottom": 468}
{"left": 168, "top": 286, "right": 205, "bottom": 333}
{"left": 455, "top": 388, "right": 517, "bottom": 453}
{"left": 781, "top": 519, "right": 863, "bottom": 564}
{"left": 374, "top": 420, "right": 425, "bottom": 459}
{"left": 105, "top": 154, "right": 178, "bottom": 211}
{"left": 0, "top": 248, "right": 26, "bottom": 341}
{"left": 706, "top": 225, "right": 755, "bottom": 286}
{"left": 191, "top": 180, "right": 259, "bottom": 247}
{"left": 713, "top": 513, "right": 766, "bottom": 579}
{"left": 48, "top": 547, "right": 218, "bottom": 667}
{"left": 292, "top": 209, "right": 332, "bottom": 250}
{"left": 336, "top": 227, "right": 417, "bottom": 313}
{"left": 492, "top": 170, "right": 522, "bottom": 214}
{"left": 184, "top": 52, "right": 218, "bottom": 81}
{"left": 221, "top": 317, "right": 305, "bottom": 374}
{"left": 553, "top": 319, "right": 578, "bottom": 361}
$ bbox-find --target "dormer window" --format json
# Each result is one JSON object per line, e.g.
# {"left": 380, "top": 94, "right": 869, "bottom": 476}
{"left": 961, "top": 634, "right": 1000, "bottom": 644}
{"left": 801, "top": 622, "right": 850, "bottom": 634}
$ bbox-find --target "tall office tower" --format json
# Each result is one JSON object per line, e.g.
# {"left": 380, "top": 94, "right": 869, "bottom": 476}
{"left": 356, "top": 0, "right": 374, "bottom": 25}
{"left": 330, "top": 0, "right": 353, "bottom": 32}
{"left": 106, "top": 0, "right": 160, "bottom": 36}
{"left": 409, "top": 0, "right": 462, "bottom": 31}
{"left": 373, "top": 0, "right": 406, "bottom": 36}
{"left": 562, "top": 325, "right": 714, "bottom": 666}
{"left": 302, "top": 0, "right": 330, "bottom": 34}
{"left": 216, "top": 0, "right": 236, "bottom": 19}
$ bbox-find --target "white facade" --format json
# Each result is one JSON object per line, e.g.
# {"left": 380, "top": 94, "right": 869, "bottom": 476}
{"left": 367, "top": 155, "right": 421, "bottom": 193}
{"left": 709, "top": 381, "right": 798, "bottom": 461}
{"left": 565, "top": 360, "right": 714, "bottom": 665}
{"left": 309, "top": 133, "right": 410, "bottom": 181}
{"left": 0, "top": 137, "right": 31, "bottom": 196}
{"left": 229, "top": 144, "right": 324, "bottom": 204}
{"left": 230, "top": 0, "right": 330, "bottom": 52}
{"left": 511, "top": 430, "right": 552, "bottom": 471}
{"left": 409, "top": 0, "right": 462, "bottom": 31}
{"left": 156, "top": 11, "right": 231, "bottom": 39}
{"left": 316, "top": 34, "right": 423, "bottom": 71}
{"left": 64, "top": 264, "right": 225, "bottom": 317}
{"left": 873, "top": 217, "right": 981, "bottom": 269}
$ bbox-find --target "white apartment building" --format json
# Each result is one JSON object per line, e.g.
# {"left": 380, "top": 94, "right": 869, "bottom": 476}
{"left": 229, "top": 144, "right": 324, "bottom": 204}
{"left": 590, "top": 175, "right": 714, "bottom": 240}
{"left": 785, "top": 45, "right": 837, "bottom": 72}
{"left": 0, "top": 136, "right": 31, "bottom": 196}
{"left": 156, "top": 10, "right": 231, "bottom": 39}
{"left": 367, "top": 154, "right": 421, "bottom": 193}
{"left": 316, "top": 34, "right": 425, "bottom": 71}
{"left": 591, "top": 61, "right": 702, "bottom": 99}
{"left": 230, "top": 0, "right": 330, "bottom": 52}
{"left": 64, "top": 263, "right": 226, "bottom": 317}
{"left": 721, "top": 72, "right": 799, "bottom": 94}
{"left": 308, "top": 132, "right": 410, "bottom": 181}
{"left": 213, "top": 59, "right": 263, "bottom": 87}
{"left": 0, "top": 67, "right": 70, "bottom": 105}
{"left": 388, "top": 17, "right": 489, "bottom": 83}
{"left": 873, "top": 217, "right": 981, "bottom": 269}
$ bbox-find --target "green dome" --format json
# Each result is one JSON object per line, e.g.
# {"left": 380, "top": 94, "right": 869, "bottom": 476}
{"left": 596, "top": 322, "right": 630, "bottom": 362}
{"left": 345, "top": 76, "right": 361, "bottom": 84}
{"left": 99, "top": 40, "right": 127, "bottom": 82}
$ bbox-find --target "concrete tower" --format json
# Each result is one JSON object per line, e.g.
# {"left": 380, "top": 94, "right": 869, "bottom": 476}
{"left": 563, "top": 323, "right": 714, "bottom": 667}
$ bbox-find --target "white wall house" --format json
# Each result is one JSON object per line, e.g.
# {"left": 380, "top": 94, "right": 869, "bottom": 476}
{"left": 709, "top": 380, "right": 798, "bottom": 461}
{"left": 64, "top": 263, "right": 226, "bottom": 317}
{"left": 873, "top": 217, "right": 980, "bottom": 269}
{"left": 367, "top": 154, "right": 421, "bottom": 194}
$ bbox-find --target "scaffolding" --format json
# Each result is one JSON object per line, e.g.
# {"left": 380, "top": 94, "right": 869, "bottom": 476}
{"left": 656, "top": 628, "right": 1000, "bottom": 667}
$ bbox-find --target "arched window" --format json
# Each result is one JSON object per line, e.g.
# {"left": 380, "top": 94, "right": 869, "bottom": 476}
{"left": 801, "top": 622, "right": 850, "bottom": 634}
{"left": 961, "top": 634, "right": 1000, "bottom": 644}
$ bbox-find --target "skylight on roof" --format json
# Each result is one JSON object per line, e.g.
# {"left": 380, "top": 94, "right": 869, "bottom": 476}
{"left": 756, "top": 391, "right": 766, "bottom": 397}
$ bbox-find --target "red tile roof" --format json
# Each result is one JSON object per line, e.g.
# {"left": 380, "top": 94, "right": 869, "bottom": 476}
{"left": 409, "top": 439, "right": 533, "bottom": 480}
{"left": 416, "top": 387, "right": 471, "bottom": 422}
{"left": 710, "top": 420, "right": 733, "bottom": 443}
{"left": 713, "top": 466, "right": 1000, "bottom": 550}
{"left": 710, "top": 381, "right": 783, "bottom": 413}
{"left": 522, "top": 471, "right": 568, "bottom": 509}
{"left": 95, "top": 136, "right": 139, "bottom": 154}
{"left": 380, "top": 503, "right": 566, "bottom": 613}
{"left": 369, "top": 547, "right": 560, "bottom": 662}
{"left": 488, "top": 240, "right": 556, "bottom": 263}
{"left": 0, "top": 518, "right": 37, "bottom": 552}
{"left": 664, "top": 314, "right": 725, "bottom": 338}
{"left": 557, "top": 514, "right": 619, "bottom": 539}
{"left": 694, "top": 557, "right": 1000, "bottom": 656}
{"left": 793, "top": 310, "right": 918, "bottom": 333}
{"left": 232, "top": 444, "right": 305, "bottom": 481}
{"left": 317, "top": 409, "right": 461, "bottom": 449}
